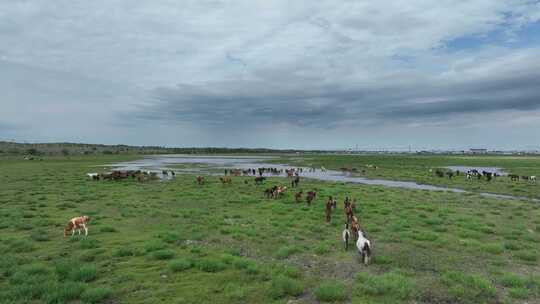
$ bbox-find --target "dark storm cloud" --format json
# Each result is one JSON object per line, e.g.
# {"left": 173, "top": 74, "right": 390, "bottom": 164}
{"left": 131, "top": 49, "right": 540, "bottom": 128}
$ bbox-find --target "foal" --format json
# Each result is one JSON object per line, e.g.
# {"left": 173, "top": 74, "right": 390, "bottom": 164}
{"left": 64, "top": 216, "right": 91, "bottom": 237}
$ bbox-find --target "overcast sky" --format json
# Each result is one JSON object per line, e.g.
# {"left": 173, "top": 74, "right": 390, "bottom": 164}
{"left": 1, "top": 1, "right": 540, "bottom": 150}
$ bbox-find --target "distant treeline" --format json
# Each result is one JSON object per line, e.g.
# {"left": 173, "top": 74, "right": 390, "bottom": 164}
{"left": 0, "top": 141, "right": 317, "bottom": 156}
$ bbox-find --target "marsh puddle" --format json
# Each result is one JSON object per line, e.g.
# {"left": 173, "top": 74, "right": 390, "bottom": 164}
{"left": 105, "top": 155, "right": 537, "bottom": 202}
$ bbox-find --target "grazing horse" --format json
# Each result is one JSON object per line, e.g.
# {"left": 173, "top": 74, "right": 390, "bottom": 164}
{"left": 264, "top": 187, "right": 276, "bottom": 199}
{"left": 86, "top": 173, "right": 99, "bottom": 180}
{"left": 509, "top": 174, "right": 520, "bottom": 181}
{"left": 356, "top": 229, "right": 372, "bottom": 265}
{"left": 294, "top": 191, "right": 303, "bottom": 203}
{"left": 342, "top": 223, "right": 351, "bottom": 250}
{"left": 291, "top": 176, "right": 300, "bottom": 188}
{"left": 64, "top": 216, "right": 90, "bottom": 237}
{"left": 196, "top": 176, "right": 205, "bottom": 185}
{"left": 219, "top": 177, "right": 232, "bottom": 184}
{"left": 254, "top": 176, "right": 266, "bottom": 185}
{"left": 325, "top": 197, "right": 333, "bottom": 223}
{"left": 306, "top": 191, "right": 317, "bottom": 206}
{"left": 273, "top": 186, "right": 287, "bottom": 199}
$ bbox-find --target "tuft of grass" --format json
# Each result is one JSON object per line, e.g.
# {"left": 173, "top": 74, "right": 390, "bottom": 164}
{"left": 508, "top": 287, "right": 529, "bottom": 299}
{"left": 515, "top": 250, "right": 538, "bottom": 263}
{"left": 80, "top": 287, "right": 112, "bottom": 304}
{"left": 79, "top": 238, "right": 100, "bottom": 249}
{"left": 355, "top": 272, "right": 412, "bottom": 300}
{"left": 46, "top": 282, "right": 85, "bottom": 303}
{"left": 314, "top": 280, "right": 347, "bottom": 302}
{"left": 441, "top": 271, "right": 496, "bottom": 303}
{"left": 54, "top": 259, "right": 79, "bottom": 280}
{"left": 500, "top": 273, "right": 527, "bottom": 288}
{"left": 373, "top": 255, "right": 393, "bottom": 265}
{"left": 114, "top": 247, "right": 138, "bottom": 257}
{"left": 144, "top": 240, "right": 166, "bottom": 252}
{"left": 411, "top": 231, "right": 438, "bottom": 242}
{"left": 151, "top": 249, "right": 175, "bottom": 260}
{"left": 30, "top": 230, "right": 51, "bottom": 242}
{"left": 168, "top": 259, "right": 193, "bottom": 272}
{"left": 197, "top": 258, "right": 227, "bottom": 272}
{"left": 69, "top": 264, "right": 98, "bottom": 282}
{"left": 9, "top": 239, "right": 35, "bottom": 253}
{"left": 275, "top": 246, "right": 301, "bottom": 259}
{"left": 481, "top": 243, "right": 504, "bottom": 255}
{"left": 269, "top": 275, "right": 304, "bottom": 299}
{"left": 314, "top": 242, "right": 331, "bottom": 255}
{"left": 99, "top": 226, "right": 117, "bottom": 233}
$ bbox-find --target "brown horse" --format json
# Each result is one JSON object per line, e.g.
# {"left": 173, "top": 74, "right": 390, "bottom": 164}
{"left": 273, "top": 186, "right": 287, "bottom": 199}
{"left": 306, "top": 191, "right": 317, "bottom": 206}
{"left": 196, "top": 176, "right": 205, "bottom": 185}
{"left": 219, "top": 176, "right": 232, "bottom": 184}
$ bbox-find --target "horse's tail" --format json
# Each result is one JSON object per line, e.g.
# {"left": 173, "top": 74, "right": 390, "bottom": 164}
{"left": 64, "top": 221, "right": 74, "bottom": 236}
{"left": 363, "top": 242, "right": 371, "bottom": 257}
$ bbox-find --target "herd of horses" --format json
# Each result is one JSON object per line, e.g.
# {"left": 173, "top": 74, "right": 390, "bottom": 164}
{"left": 86, "top": 170, "right": 163, "bottom": 182}
{"left": 197, "top": 167, "right": 372, "bottom": 264}
{"left": 432, "top": 168, "right": 536, "bottom": 183}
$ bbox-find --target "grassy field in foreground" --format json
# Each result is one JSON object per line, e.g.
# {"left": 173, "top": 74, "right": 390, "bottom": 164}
{"left": 0, "top": 156, "right": 539, "bottom": 303}
{"left": 279, "top": 154, "right": 540, "bottom": 198}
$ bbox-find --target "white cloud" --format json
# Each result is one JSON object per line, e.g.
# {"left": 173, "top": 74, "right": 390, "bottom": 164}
{"left": 1, "top": 0, "right": 539, "bottom": 148}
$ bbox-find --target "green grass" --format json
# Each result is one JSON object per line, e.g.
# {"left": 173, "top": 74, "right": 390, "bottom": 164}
{"left": 168, "top": 259, "right": 193, "bottom": 272}
{"left": 151, "top": 249, "right": 175, "bottom": 260}
{"left": 269, "top": 275, "right": 304, "bottom": 299}
{"left": 0, "top": 154, "right": 539, "bottom": 303}
{"left": 80, "top": 287, "right": 112, "bottom": 304}
{"left": 315, "top": 280, "right": 347, "bottom": 302}
{"left": 441, "top": 271, "right": 496, "bottom": 303}
{"left": 69, "top": 264, "right": 98, "bottom": 282}
{"left": 355, "top": 272, "right": 413, "bottom": 301}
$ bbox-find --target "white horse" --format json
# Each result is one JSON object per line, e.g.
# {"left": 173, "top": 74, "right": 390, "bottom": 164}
{"left": 530, "top": 176, "right": 536, "bottom": 183}
{"left": 356, "top": 229, "right": 372, "bottom": 265}
{"left": 342, "top": 223, "right": 351, "bottom": 250}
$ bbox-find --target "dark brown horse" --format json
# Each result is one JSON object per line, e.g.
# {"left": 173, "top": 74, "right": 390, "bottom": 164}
{"left": 306, "top": 191, "right": 317, "bottom": 206}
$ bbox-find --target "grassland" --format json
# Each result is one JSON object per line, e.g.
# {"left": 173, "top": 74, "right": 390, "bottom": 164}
{"left": 279, "top": 154, "right": 540, "bottom": 198}
{"left": 1, "top": 155, "right": 539, "bottom": 303}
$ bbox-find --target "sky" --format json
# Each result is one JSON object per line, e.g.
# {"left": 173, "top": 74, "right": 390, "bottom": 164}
{"left": 1, "top": 0, "right": 540, "bottom": 150}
